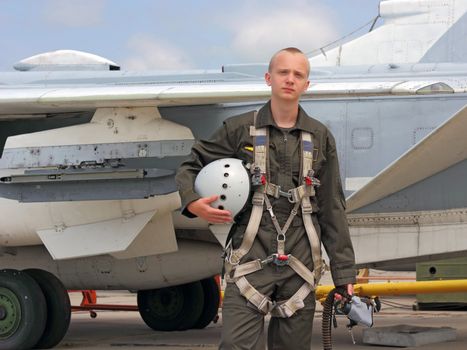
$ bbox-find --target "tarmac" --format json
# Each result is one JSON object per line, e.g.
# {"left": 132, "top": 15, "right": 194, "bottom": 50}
{"left": 58, "top": 288, "right": 467, "bottom": 350}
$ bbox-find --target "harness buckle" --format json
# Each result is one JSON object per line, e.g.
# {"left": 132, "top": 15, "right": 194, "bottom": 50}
{"left": 251, "top": 167, "right": 266, "bottom": 187}
{"left": 261, "top": 255, "right": 275, "bottom": 266}
{"left": 225, "top": 246, "right": 240, "bottom": 266}
{"left": 273, "top": 253, "right": 291, "bottom": 266}
{"left": 276, "top": 233, "right": 286, "bottom": 242}
{"left": 261, "top": 253, "right": 291, "bottom": 267}
{"left": 305, "top": 170, "right": 321, "bottom": 188}
{"left": 267, "top": 207, "right": 275, "bottom": 218}
{"left": 278, "top": 188, "right": 295, "bottom": 202}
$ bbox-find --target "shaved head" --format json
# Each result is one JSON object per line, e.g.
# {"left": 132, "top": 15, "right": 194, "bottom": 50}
{"left": 268, "top": 47, "right": 310, "bottom": 76}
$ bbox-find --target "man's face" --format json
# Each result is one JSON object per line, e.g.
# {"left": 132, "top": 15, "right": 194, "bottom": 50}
{"left": 265, "top": 51, "right": 310, "bottom": 102}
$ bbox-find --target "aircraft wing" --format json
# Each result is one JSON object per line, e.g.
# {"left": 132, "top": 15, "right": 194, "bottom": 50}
{"left": 346, "top": 103, "right": 467, "bottom": 212}
{"left": 0, "top": 79, "right": 458, "bottom": 117}
{"left": 0, "top": 83, "right": 269, "bottom": 115}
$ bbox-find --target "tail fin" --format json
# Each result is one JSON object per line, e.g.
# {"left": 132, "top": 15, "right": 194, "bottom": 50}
{"left": 310, "top": 0, "right": 467, "bottom": 66}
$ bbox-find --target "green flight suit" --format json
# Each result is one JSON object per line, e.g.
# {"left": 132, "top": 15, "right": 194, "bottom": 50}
{"left": 176, "top": 101, "right": 356, "bottom": 350}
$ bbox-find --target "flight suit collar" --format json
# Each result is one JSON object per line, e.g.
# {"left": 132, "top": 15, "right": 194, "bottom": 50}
{"left": 256, "top": 100, "right": 317, "bottom": 135}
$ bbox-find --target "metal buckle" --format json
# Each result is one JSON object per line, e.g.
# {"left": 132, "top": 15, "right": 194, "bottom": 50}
{"left": 278, "top": 188, "right": 293, "bottom": 200}
{"left": 267, "top": 206, "right": 275, "bottom": 218}
{"left": 261, "top": 253, "right": 291, "bottom": 267}
{"left": 226, "top": 247, "right": 240, "bottom": 266}
{"left": 261, "top": 255, "right": 275, "bottom": 266}
{"left": 273, "top": 253, "right": 290, "bottom": 266}
{"left": 278, "top": 188, "right": 299, "bottom": 203}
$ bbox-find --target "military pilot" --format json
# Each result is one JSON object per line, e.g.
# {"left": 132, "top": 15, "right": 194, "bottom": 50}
{"left": 176, "top": 47, "right": 356, "bottom": 350}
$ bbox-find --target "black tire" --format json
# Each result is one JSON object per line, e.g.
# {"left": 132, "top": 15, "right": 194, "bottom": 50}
{"left": 137, "top": 281, "right": 204, "bottom": 331}
{"left": 194, "top": 277, "right": 220, "bottom": 329}
{"left": 0, "top": 269, "right": 47, "bottom": 350}
{"left": 23, "top": 269, "right": 71, "bottom": 349}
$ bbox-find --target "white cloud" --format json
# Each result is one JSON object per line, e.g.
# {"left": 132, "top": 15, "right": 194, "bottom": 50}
{"left": 43, "top": 0, "right": 106, "bottom": 27}
{"left": 123, "top": 35, "right": 193, "bottom": 71}
{"left": 223, "top": 0, "right": 339, "bottom": 62}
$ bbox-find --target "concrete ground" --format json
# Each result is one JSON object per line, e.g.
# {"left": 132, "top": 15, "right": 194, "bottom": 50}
{"left": 58, "top": 290, "right": 467, "bottom": 350}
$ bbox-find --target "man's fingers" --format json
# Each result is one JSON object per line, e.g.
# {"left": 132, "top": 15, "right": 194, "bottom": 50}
{"left": 187, "top": 196, "right": 233, "bottom": 223}
{"left": 202, "top": 195, "right": 219, "bottom": 204}
{"left": 206, "top": 207, "right": 233, "bottom": 223}
{"left": 334, "top": 284, "right": 354, "bottom": 301}
{"left": 207, "top": 214, "right": 233, "bottom": 224}
{"left": 207, "top": 207, "right": 232, "bottom": 217}
{"left": 212, "top": 209, "right": 232, "bottom": 218}
{"left": 208, "top": 218, "right": 232, "bottom": 224}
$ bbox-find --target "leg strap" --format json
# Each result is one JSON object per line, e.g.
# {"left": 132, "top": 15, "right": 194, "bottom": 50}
{"left": 288, "top": 256, "right": 317, "bottom": 287}
{"left": 235, "top": 276, "right": 274, "bottom": 315}
{"left": 270, "top": 282, "right": 313, "bottom": 318}
{"left": 232, "top": 253, "right": 318, "bottom": 318}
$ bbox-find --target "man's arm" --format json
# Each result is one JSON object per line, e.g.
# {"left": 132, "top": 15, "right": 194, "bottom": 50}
{"left": 175, "top": 121, "right": 237, "bottom": 221}
{"left": 316, "top": 130, "right": 356, "bottom": 287}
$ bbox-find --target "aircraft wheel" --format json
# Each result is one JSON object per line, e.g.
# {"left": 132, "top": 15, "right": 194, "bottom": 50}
{"left": 137, "top": 281, "right": 204, "bottom": 331}
{"left": 0, "top": 269, "right": 47, "bottom": 350}
{"left": 194, "top": 277, "right": 220, "bottom": 329}
{"left": 23, "top": 269, "right": 71, "bottom": 349}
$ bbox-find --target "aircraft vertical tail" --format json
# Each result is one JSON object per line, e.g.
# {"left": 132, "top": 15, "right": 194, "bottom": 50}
{"left": 310, "top": 0, "right": 467, "bottom": 66}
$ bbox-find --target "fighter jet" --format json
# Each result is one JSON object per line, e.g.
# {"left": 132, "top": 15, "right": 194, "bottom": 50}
{"left": 0, "top": 0, "right": 466, "bottom": 348}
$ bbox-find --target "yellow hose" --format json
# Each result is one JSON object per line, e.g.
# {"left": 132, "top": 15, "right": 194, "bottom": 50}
{"left": 316, "top": 279, "right": 467, "bottom": 301}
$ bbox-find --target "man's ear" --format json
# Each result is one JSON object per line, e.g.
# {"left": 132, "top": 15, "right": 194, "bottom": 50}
{"left": 265, "top": 72, "right": 272, "bottom": 86}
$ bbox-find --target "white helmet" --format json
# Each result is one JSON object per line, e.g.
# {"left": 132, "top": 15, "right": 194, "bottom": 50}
{"left": 194, "top": 158, "right": 250, "bottom": 217}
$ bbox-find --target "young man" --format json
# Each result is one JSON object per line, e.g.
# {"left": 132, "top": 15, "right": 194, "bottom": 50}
{"left": 176, "top": 48, "right": 356, "bottom": 350}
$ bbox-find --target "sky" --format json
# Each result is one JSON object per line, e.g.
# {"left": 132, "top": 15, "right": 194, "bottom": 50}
{"left": 0, "top": 0, "right": 382, "bottom": 72}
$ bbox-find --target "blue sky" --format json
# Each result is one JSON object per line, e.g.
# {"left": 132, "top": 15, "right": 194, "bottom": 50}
{"left": 0, "top": 0, "right": 382, "bottom": 71}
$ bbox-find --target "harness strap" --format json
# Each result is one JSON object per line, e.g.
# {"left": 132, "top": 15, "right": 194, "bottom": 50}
{"left": 264, "top": 195, "right": 300, "bottom": 255}
{"left": 236, "top": 276, "right": 274, "bottom": 314}
{"left": 288, "top": 255, "right": 317, "bottom": 286}
{"left": 249, "top": 115, "right": 269, "bottom": 179}
{"left": 270, "top": 283, "right": 313, "bottom": 318}
{"left": 301, "top": 196, "right": 324, "bottom": 281}
{"left": 300, "top": 131, "right": 325, "bottom": 281}
{"left": 229, "top": 111, "right": 267, "bottom": 266}
{"left": 228, "top": 192, "right": 264, "bottom": 265}
{"left": 228, "top": 259, "right": 263, "bottom": 280}
{"left": 265, "top": 182, "right": 315, "bottom": 202}
{"left": 301, "top": 131, "right": 314, "bottom": 179}
{"left": 230, "top": 254, "right": 316, "bottom": 284}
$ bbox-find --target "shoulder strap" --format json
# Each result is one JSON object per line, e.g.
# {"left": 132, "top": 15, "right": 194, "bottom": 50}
{"left": 300, "top": 131, "right": 314, "bottom": 180}
{"left": 250, "top": 111, "right": 269, "bottom": 180}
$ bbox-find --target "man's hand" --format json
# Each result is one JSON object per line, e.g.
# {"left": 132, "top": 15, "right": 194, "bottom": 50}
{"left": 334, "top": 283, "right": 354, "bottom": 301}
{"left": 187, "top": 195, "right": 233, "bottom": 224}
